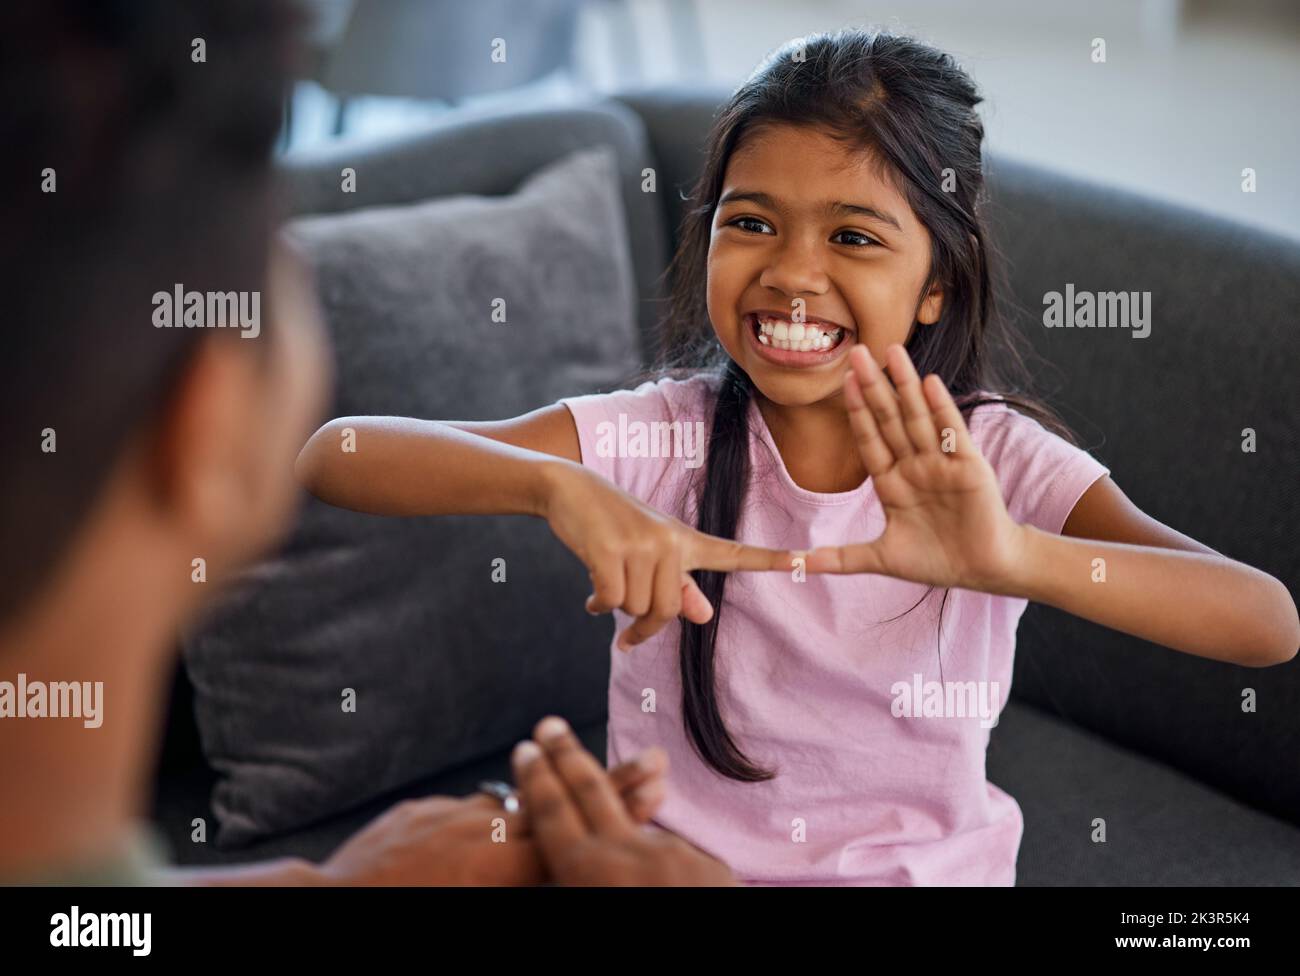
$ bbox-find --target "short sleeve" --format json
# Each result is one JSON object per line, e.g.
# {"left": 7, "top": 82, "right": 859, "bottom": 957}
{"left": 557, "top": 373, "right": 716, "bottom": 509}
{"left": 969, "top": 402, "right": 1111, "bottom": 535}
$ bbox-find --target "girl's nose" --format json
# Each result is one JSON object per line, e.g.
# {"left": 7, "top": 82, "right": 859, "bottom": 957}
{"left": 758, "top": 241, "right": 830, "bottom": 297}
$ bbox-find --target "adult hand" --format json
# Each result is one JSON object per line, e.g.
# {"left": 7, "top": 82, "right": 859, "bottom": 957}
{"left": 320, "top": 794, "right": 539, "bottom": 885}
{"left": 513, "top": 716, "right": 736, "bottom": 886}
{"left": 314, "top": 745, "right": 668, "bottom": 885}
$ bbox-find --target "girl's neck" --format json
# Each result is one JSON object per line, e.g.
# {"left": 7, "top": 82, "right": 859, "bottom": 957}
{"left": 754, "top": 391, "right": 869, "bottom": 494}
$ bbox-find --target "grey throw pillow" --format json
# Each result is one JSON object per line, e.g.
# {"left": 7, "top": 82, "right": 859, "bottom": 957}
{"left": 183, "top": 146, "right": 637, "bottom": 847}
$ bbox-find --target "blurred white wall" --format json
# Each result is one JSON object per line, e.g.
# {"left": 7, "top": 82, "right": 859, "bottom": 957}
{"left": 293, "top": 0, "right": 1300, "bottom": 239}
{"left": 579, "top": 0, "right": 1300, "bottom": 239}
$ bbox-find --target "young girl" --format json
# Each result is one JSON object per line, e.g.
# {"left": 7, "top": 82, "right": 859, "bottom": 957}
{"left": 297, "top": 30, "right": 1298, "bottom": 886}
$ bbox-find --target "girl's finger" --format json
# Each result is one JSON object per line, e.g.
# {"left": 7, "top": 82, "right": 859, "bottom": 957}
{"left": 649, "top": 549, "right": 684, "bottom": 623}
{"left": 684, "top": 531, "right": 797, "bottom": 573}
{"left": 843, "top": 350, "right": 894, "bottom": 477}
{"left": 886, "top": 344, "right": 939, "bottom": 453}
{"left": 851, "top": 345, "right": 914, "bottom": 460}
{"left": 622, "top": 553, "right": 654, "bottom": 619}
{"left": 585, "top": 561, "right": 624, "bottom": 614}
{"left": 922, "top": 373, "right": 976, "bottom": 457}
{"left": 800, "top": 541, "right": 887, "bottom": 575}
{"left": 680, "top": 573, "right": 714, "bottom": 624}
{"left": 619, "top": 554, "right": 682, "bottom": 650}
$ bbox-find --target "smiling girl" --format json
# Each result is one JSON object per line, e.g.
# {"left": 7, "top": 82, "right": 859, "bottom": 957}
{"left": 297, "top": 30, "right": 1298, "bottom": 885}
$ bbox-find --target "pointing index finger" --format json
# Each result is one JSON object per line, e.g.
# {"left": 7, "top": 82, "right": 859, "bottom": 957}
{"left": 684, "top": 530, "right": 798, "bottom": 573}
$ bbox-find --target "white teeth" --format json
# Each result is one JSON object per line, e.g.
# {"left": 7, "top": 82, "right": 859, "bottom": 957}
{"left": 753, "top": 314, "right": 846, "bottom": 353}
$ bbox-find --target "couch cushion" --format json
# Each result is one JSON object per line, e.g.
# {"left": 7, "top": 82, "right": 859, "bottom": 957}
{"left": 282, "top": 99, "right": 670, "bottom": 361}
{"left": 182, "top": 146, "right": 632, "bottom": 848}
{"left": 155, "top": 721, "right": 608, "bottom": 868}
{"left": 160, "top": 698, "right": 1300, "bottom": 884}
{"left": 988, "top": 699, "right": 1300, "bottom": 884}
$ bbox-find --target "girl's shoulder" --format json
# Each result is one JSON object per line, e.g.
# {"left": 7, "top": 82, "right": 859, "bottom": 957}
{"left": 556, "top": 370, "right": 720, "bottom": 507}
{"left": 964, "top": 392, "right": 1055, "bottom": 445}
{"left": 962, "top": 391, "right": 1111, "bottom": 535}
{"left": 558, "top": 369, "right": 721, "bottom": 424}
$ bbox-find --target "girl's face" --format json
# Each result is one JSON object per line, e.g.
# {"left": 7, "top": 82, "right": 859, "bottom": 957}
{"left": 706, "top": 123, "right": 943, "bottom": 408}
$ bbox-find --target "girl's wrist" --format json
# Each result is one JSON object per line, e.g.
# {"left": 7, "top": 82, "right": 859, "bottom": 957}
{"left": 534, "top": 456, "right": 584, "bottom": 520}
{"left": 972, "top": 520, "right": 1039, "bottom": 598}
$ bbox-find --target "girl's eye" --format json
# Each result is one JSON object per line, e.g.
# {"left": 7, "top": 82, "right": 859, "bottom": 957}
{"left": 832, "top": 229, "right": 880, "bottom": 248}
{"left": 729, "top": 216, "right": 774, "bottom": 235}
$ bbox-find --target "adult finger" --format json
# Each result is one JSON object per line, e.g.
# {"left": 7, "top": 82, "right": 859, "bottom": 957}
{"left": 512, "top": 739, "right": 587, "bottom": 854}
{"left": 610, "top": 748, "right": 669, "bottom": 823}
{"left": 608, "top": 747, "right": 668, "bottom": 794}
{"left": 623, "top": 779, "right": 666, "bottom": 823}
{"left": 533, "top": 715, "right": 632, "bottom": 836}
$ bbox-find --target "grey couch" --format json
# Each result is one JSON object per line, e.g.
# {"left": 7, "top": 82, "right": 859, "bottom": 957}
{"left": 150, "top": 88, "right": 1300, "bottom": 884}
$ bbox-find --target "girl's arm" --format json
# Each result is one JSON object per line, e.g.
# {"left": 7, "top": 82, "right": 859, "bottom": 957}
{"left": 801, "top": 344, "right": 1299, "bottom": 668}
{"left": 960, "top": 455, "right": 1295, "bottom": 666}
{"left": 295, "top": 406, "right": 794, "bottom": 648}
{"left": 294, "top": 404, "right": 582, "bottom": 518}
{"left": 1012, "top": 479, "right": 1296, "bottom": 667}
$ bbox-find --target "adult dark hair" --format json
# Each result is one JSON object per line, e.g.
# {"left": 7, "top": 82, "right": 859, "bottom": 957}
{"left": 0, "top": 0, "right": 301, "bottom": 623}
{"left": 651, "top": 29, "right": 1077, "bottom": 782}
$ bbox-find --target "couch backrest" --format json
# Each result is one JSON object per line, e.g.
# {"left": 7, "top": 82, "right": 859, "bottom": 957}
{"left": 618, "top": 87, "right": 1300, "bottom": 826}
{"left": 984, "top": 157, "right": 1300, "bottom": 825}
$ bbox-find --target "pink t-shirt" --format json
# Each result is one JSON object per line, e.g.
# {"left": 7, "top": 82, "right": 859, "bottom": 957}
{"left": 558, "top": 371, "right": 1110, "bottom": 886}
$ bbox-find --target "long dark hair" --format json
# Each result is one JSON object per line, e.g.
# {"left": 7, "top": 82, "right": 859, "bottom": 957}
{"left": 639, "top": 29, "right": 1080, "bottom": 782}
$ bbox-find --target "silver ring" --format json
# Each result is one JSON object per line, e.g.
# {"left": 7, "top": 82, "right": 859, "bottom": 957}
{"left": 477, "top": 779, "right": 520, "bottom": 814}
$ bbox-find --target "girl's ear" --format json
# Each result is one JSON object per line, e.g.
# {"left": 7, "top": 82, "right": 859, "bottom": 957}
{"left": 917, "top": 279, "right": 944, "bottom": 325}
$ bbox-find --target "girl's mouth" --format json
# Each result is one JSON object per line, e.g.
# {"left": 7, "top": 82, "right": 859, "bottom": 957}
{"left": 744, "top": 312, "right": 853, "bottom": 368}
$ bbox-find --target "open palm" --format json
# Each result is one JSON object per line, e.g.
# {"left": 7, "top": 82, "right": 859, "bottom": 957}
{"left": 801, "top": 344, "right": 1025, "bottom": 593}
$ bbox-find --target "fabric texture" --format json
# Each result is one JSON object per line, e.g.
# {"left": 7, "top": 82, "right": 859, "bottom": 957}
{"left": 559, "top": 372, "right": 1111, "bottom": 885}
{"left": 183, "top": 146, "right": 638, "bottom": 847}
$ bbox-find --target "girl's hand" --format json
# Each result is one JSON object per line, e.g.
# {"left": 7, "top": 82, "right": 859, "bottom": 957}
{"left": 801, "top": 344, "right": 1027, "bottom": 593}
{"left": 541, "top": 462, "right": 793, "bottom": 650}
